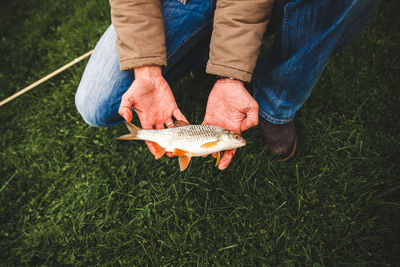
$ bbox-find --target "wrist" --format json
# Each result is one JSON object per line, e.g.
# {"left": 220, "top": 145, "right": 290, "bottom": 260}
{"left": 134, "top": 65, "right": 162, "bottom": 78}
{"left": 216, "top": 76, "right": 244, "bottom": 86}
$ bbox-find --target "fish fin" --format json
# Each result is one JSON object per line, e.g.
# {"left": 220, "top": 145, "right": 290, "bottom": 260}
{"left": 173, "top": 148, "right": 189, "bottom": 156}
{"left": 174, "top": 120, "right": 189, "bottom": 127}
{"left": 116, "top": 121, "right": 141, "bottom": 140}
{"left": 115, "top": 134, "right": 138, "bottom": 140}
{"left": 153, "top": 143, "right": 166, "bottom": 160}
{"left": 125, "top": 121, "right": 141, "bottom": 133}
{"left": 178, "top": 155, "right": 191, "bottom": 171}
{"left": 200, "top": 140, "right": 220, "bottom": 148}
{"left": 215, "top": 152, "right": 221, "bottom": 167}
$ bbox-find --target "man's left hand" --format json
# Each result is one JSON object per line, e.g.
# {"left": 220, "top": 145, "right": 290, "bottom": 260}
{"left": 202, "top": 79, "right": 259, "bottom": 170}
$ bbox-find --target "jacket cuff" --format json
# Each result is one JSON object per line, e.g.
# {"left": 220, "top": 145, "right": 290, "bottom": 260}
{"left": 206, "top": 62, "right": 252, "bottom": 83}
{"left": 119, "top": 56, "right": 167, "bottom": 71}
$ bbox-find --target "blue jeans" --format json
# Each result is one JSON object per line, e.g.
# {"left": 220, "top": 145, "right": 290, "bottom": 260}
{"left": 75, "top": 0, "right": 380, "bottom": 127}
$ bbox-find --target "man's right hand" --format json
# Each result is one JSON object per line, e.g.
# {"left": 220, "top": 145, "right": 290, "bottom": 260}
{"left": 118, "top": 65, "right": 188, "bottom": 157}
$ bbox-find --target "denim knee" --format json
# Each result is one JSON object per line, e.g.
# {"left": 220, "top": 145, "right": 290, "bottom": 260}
{"left": 75, "top": 87, "right": 106, "bottom": 127}
{"left": 75, "top": 83, "right": 123, "bottom": 127}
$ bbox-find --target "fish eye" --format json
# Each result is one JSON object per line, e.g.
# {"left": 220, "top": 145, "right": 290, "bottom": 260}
{"left": 233, "top": 134, "right": 241, "bottom": 139}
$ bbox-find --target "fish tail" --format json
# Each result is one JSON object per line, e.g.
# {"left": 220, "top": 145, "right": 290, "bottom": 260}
{"left": 116, "top": 121, "right": 141, "bottom": 140}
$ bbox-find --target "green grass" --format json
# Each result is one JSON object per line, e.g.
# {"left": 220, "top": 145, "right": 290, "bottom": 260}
{"left": 1, "top": 0, "right": 399, "bottom": 265}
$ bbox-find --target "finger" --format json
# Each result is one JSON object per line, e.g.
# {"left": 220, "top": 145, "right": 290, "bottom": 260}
{"left": 154, "top": 123, "right": 172, "bottom": 156}
{"left": 200, "top": 153, "right": 217, "bottom": 159}
{"left": 240, "top": 118, "right": 257, "bottom": 132}
{"left": 163, "top": 121, "right": 174, "bottom": 156}
{"left": 118, "top": 106, "right": 133, "bottom": 122}
{"left": 119, "top": 96, "right": 134, "bottom": 122}
{"left": 218, "top": 149, "right": 236, "bottom": 170}
{"left": 172, "top": 109, "right": 189, "bottom": 124}
{"left": 165, "top": 119, "right": 175, "bottom": 128}
{"left": 240, "top": 106, "right": 259, "bottom": 132}
{"left": 139, "top": 119, "right": 154, "bottom": 130}
{"left": 145, "top": 141, "right": 157, "bottom": 157}
{"left": 155, "top": 123, "right": 164, "bottom": 130}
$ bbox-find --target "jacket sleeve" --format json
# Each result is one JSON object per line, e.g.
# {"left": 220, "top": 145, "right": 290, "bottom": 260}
{"left": 109, "top": 0, "right": 167, "bottom": 71}
{"left": 206, "top": 0, "right": 275, "bottom": 82}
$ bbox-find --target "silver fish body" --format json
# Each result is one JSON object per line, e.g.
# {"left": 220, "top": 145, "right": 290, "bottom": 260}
{"left": 117, "top": 121, "right": 246, "bottom": 171}
{"left": 136, "top": 124, "right": 244, "bottom": 156}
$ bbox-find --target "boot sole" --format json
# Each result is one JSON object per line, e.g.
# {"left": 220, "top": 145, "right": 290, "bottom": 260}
{"left": 279, "top": 136, "right": 297, "bottom": 162}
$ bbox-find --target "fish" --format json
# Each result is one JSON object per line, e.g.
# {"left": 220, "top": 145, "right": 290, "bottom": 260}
{"left": 116, "top": 121, "right": 246, "bottom": 171}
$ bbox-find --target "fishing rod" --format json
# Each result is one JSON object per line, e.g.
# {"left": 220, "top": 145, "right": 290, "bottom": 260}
{"left": 0, "top": 50, "right": 94, "bottom": 107}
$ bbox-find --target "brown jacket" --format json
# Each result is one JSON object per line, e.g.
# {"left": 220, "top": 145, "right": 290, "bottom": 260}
{"left": 109, "top": 0, "right": 275, "bottom": 82}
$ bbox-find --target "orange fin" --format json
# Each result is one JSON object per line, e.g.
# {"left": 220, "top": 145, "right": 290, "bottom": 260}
{"left": 178, "top": 155, "right": 191, "bottom": 171}
{"left": 200, "top": 140, "right": 220, "bottom": 148}
{"left": 174, "top": 120, "right": 189, "bottom": 127}
{"left": 116, "top": 121, "right": 141, "bottom": 140}
{"left": 153, "top": 142, "right": 166, "bottom": 159}
{"left": 173, "top": 148, "right": 188, "bottom": 156}
{"left": 215, "top": 152, "right": 221, "bottom": 167}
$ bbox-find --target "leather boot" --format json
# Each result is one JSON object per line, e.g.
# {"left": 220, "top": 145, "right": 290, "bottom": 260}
{"left": 260, "top": 117, "right": 297, "bottom": 161}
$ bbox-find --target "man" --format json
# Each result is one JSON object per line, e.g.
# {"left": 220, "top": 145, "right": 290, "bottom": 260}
{"left": 76, "top": 0, "right": 380, "bottom": 170}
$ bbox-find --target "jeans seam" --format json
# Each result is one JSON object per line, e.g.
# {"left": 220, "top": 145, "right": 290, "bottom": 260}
{"left": 259, "top": 108, "right": 292, "bottom": 123}
{"left": 282, "top": 1, "right": 288, "bottom": 60}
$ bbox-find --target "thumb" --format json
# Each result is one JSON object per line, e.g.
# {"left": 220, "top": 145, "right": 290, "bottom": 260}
{"left": 240, "top": 101, "right": 259, "bottom": 132}
{"left": 119, "top": 95, "right": 134, "bottom": 122}
{"left": 240, "top": 115, "right": 258, "bottom": 132}
{"left": 119, "top": 108, "right": 133, "bottom": 122}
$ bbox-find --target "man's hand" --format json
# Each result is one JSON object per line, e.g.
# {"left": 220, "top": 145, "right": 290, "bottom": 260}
{"left": 202, "top": 79, "right": 259, "bottom": 170}
{"left": 119, "top": 66, "right": 188, "bottom": 157}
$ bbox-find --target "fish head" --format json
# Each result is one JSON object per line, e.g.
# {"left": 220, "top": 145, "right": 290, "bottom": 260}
{"left": 220, "top": 130, "right": 246, "bottom": 149}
